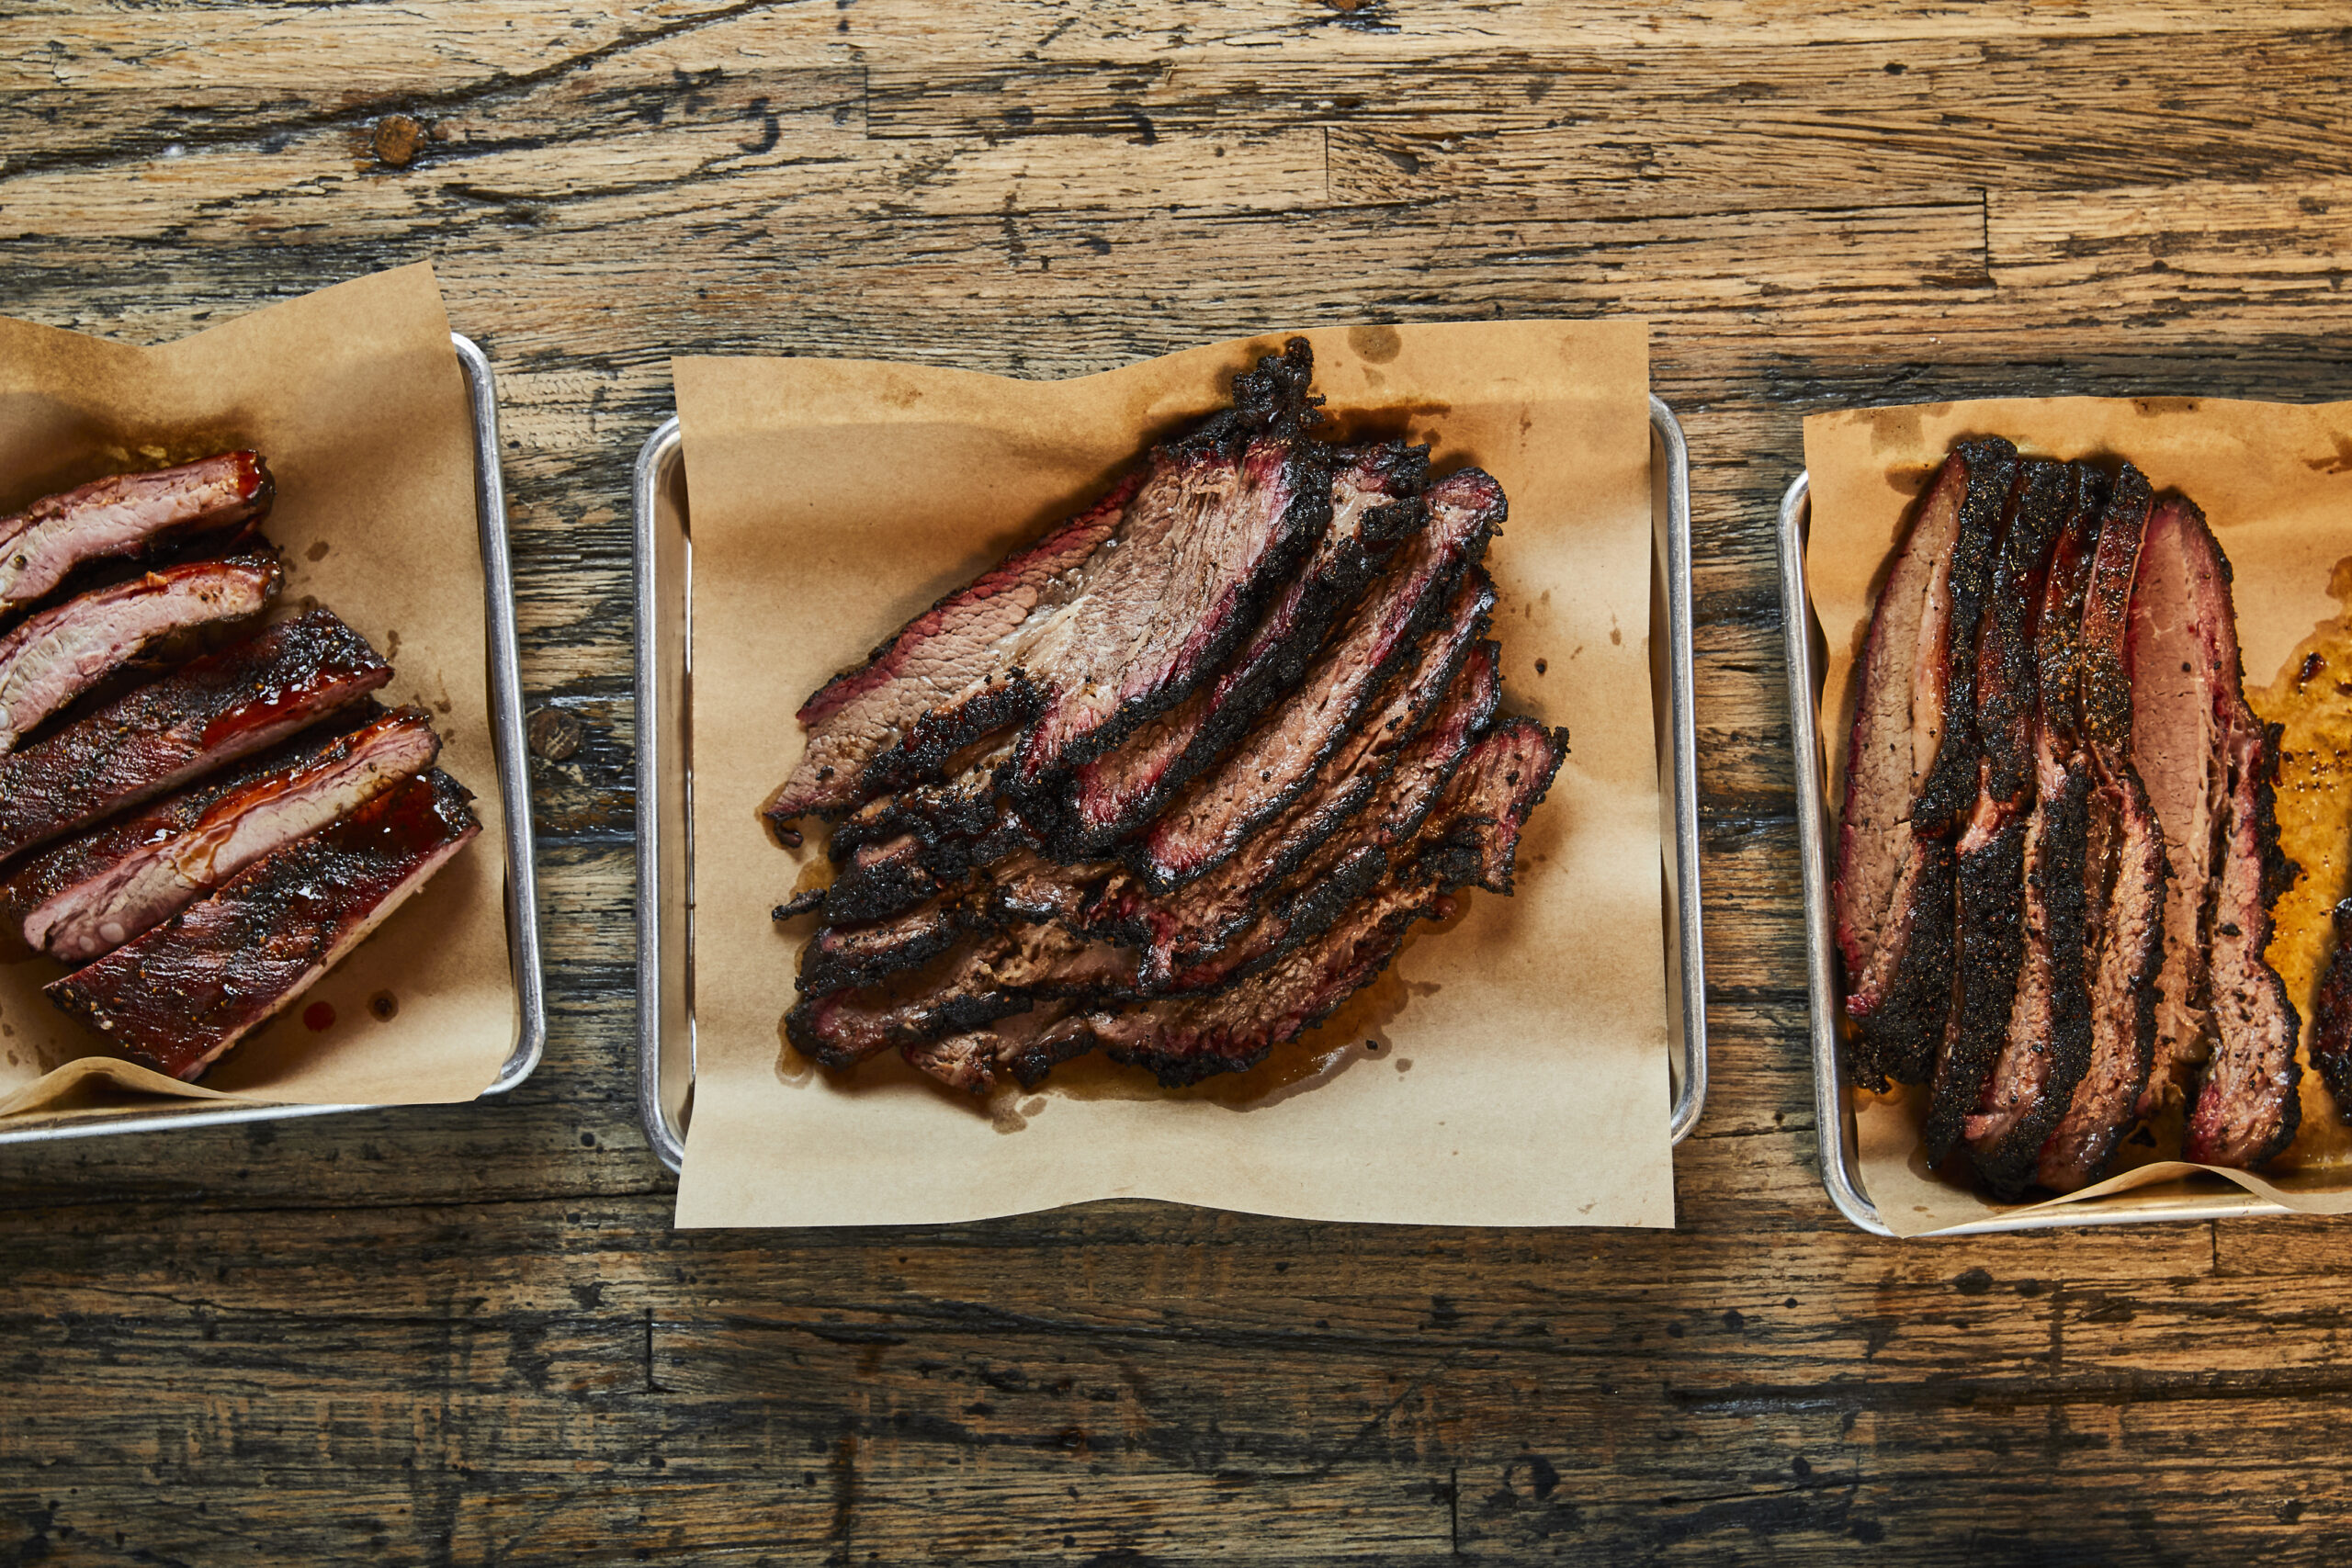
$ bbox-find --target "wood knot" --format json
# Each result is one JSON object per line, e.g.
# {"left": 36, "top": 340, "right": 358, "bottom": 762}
{"left": 373, "top": 115, "right": 428, "bottom": 168}
{"left": 526, "top": 705, "right": 584, "bottom": 761}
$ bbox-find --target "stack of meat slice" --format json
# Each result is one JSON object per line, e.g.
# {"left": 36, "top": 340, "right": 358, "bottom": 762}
{"left": 1836, "top": 439, "right": 2301, "bottom": 1194}
{"left": 766, "top": 340, "right": 1569, "bottom": 1095}
{"left": 0, "top": 454, "right": 480, "bottom": 1081}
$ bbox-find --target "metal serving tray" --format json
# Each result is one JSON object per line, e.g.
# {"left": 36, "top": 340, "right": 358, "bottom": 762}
{"left": 638, "top": 397, "right": 1708, "bottom": 1173}
{"left": 1779, "top": 471, "right": 2289, "bottom": 1234}
{"left": 0, "top": 333, "right": 548, "bottom": 1147}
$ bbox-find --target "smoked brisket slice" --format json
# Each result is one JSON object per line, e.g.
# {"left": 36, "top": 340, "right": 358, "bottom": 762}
{"left": 0, "top": 555, "right": 282, "bottom": 751}
{"left": 764, "top": 339, "right": 1331, "bottom": 823}
{"left": 1054, "top": 441, "right": 1431, "bottom": 852}
{"left": 46, "top": 769, "right": 479, "bottom": 1082}
{"left": 2183, "top": 715, "right": 2301, "bottom": 1168}
{"left": 1924, "top": 461, "right": 2070, "bottom": 1165}
{"left": 1136, "top": 465, "right": 1502, "bottom": 891}
{"left": 0, "top": 452, "right": 275, "bottom": 607}
{"left": 2128, "top": 496, "right": 2301, "bottom": 1170}
{"left": 1965, "top": 464, "right": 2107, "bottom": 1195}
{"left": 1834, "top": 438, "right": 2018, "bottom": 1089}
{"left": 3, "top": 705, "right": 440, "bottom": 962}
{"left": 2036, "top": 465, "right": 2165, "bottom": 1193}
{"left": 0, "top": 610, "right": 393, "bottom": 863}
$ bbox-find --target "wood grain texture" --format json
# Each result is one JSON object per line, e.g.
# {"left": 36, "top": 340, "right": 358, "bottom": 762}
{"left": 6, "top": 2, "right": 2352, "bottom": 1562}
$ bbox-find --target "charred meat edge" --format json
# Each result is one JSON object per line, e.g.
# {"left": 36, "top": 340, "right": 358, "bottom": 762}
{"left": 1923, "top": 461, "right": 2070, "bottom": 1166}
{"left": 0, "top": 554, "right": 283, "bottom": 753}
{"left": 13, "top": 706, "right": 441, "bottom": 962}
{"left": 1135, "top": 465, "right": 1503, "bottom": 892}
{"left": 1051, "top": 441, "right": 1433, "bottom": 852}
{"left": 46, "top": 769, "right": 480, "bottom": 1082}
{"left": 2034, "top": 465, "right": 2165, "bottom": 1194}
{"left": 764, "top": 338, "right": 1331, "bottom": 823}
{"left": 1835, "top": 438, "right": 2018, "bottom": 1089}
{"left": 1964, "top": 464, "right": 2107, "bottom": 1195}
{"left": 0, "top": 610, "right": 394, "bottom": 863}
{"left": 905, "top": 714, "right": 1566, "bottom": 1095}
{"left": 0, "top": 451, "right": 275, "bottom": 607}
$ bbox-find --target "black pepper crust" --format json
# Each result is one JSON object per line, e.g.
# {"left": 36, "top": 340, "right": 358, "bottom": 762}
{"left": 1912, "top": 436, "right": 2020, "bottom": 840}
{"left": 1846, "top": 843, "right": 1956, "bottom": 1091}
{"left": 1972, "top": 765, "right": 2095, "bottom": 1199}
{"left": 1924, "top": 815, "right": 2033, "bottom": 1166}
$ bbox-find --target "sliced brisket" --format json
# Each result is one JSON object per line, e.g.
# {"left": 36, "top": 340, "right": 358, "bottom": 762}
{"left": 3, "top": 705, "right": 440, "bottom": 963}
{"left": 1134, "top": 466, "right": 1502, "bottom": 891}
{"left": 2128, "top": 496, "right": 2301, "bottom": 1171}
{"left": 1924, "top": 460, "right": 2071, "bottom": 1165}
{"left": 0, "top": 555, "right": 282, "bottom": 751}
{"left": 46, "top": 768, "right": 479, "bottom": 1082}
{"left": 0, "top": 610, "right": 392, "bottom": 863}
{"left": 0, "top": 452, "right": 275, "bottom": 607}
{"left": 764, "top": 339, "right": 1330, "bottom": 823}
{"left": 2035, "top": 466, "right": 2165, "bottom": 1193}
{"left": 1965, "top": 464, "right": 2107, "bottom": 1195}
{"left": 2184, "top": 712, "right": 2301, "bottom": 1167}
{"left": 1835, "top": 438, "right": 2018, "bottom": 1089}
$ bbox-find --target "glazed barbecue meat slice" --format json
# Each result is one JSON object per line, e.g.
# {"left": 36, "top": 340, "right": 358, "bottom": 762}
{"left": 1056, "top": 441, "right": 1431, "bottom": 852}
{"left": 931, "top": 715, "right": 1566, "bottom": 1094}
{"left": 0, "top": 554, "right": 282, "bottom": 752}
{"left": 2127, "top": 495, "right": 2301, "bottom": 1168}
{"left": 0, "top": 610, "right": 393, "bottom": 863}
{"left": 763, "top": 340, "right": 1332, "bottom": 825}
{"left": 2, "top": 706, "right": 440, "bottom": 962}
{"left": 0, "top": 452, "right": 275, "bottom": 607}
{"left": 1834, "top": 437, "right": 2018, "bottom": 1089}
{"left": 2035, "top": 467, "right": 2166, "bottom": 1193}
{"left": 1135, "top": 465, "right": 1503, "bottom": 891}
{"left": 46, "top": 769, "right": 479, "bottom": 1083}
{"left": 1924, "top": 460, "right": 2071, "bottom": 1166}
{"left": 1965, "top": 464, "right": 2107, "bottom": 1195}
{"left": 2309, "top": 899, "right": 2352, "bottom": 1116}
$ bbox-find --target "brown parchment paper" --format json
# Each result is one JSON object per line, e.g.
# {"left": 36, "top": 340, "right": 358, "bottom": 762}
{"left": 672, "top": 321, "right": 1675, "bottom": 1229}
{"left": 1805, "top": 396, "right": 2352, "bottom": 1235}
{"left": 0, "top": 263, "right": 517, "bottom": 1125}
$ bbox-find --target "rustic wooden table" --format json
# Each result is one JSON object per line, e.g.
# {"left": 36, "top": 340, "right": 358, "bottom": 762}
{"left": 7, "top": 3, "right": 2352, "bottom": 1561}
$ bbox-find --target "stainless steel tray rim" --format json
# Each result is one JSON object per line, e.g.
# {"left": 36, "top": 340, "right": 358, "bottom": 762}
{"left": 0, "top": 330, "right": 547, "bottom": 1146}
{"left": 1780, "top": 468, "right": 2296, "bottom": 1235}
{"left": 638, "top": 396, "right": 1707, "bottom": 1179}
